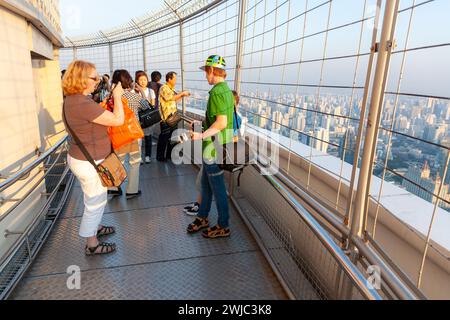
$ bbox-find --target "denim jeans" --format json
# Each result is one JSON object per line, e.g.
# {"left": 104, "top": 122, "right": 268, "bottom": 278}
{"left": 197, "top": 161, "right": 230, "bottom": 229}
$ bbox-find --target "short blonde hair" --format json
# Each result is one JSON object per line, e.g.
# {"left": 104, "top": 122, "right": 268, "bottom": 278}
{"left": 62, "top": 60, "right": 96, "bottom": 96}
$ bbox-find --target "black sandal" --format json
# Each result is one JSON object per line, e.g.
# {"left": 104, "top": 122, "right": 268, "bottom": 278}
{"left": 97, "top": 226, "right": 115, "bottom": 237}
{"left": 85, "top": 242, "right": 116, "bottom": 256}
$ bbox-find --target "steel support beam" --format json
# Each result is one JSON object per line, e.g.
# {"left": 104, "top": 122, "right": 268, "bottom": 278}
{"left": 350, "top": 0, "right": 400, "bottom": 241}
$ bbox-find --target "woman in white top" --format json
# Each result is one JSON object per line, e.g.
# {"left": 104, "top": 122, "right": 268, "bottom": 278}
{"left": 135, "top": 71, "right": 156, "bottom": 163}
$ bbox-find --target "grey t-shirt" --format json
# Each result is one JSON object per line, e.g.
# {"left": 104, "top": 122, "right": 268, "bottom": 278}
{"left": 63, "top": 94, "right": 111, "bottom": 161}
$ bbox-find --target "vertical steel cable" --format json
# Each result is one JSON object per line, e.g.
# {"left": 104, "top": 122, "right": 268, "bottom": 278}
{"left": 343, "top": 0, "right": 382, "bottom": 230}
{"left": 248, "top": 0, "right": 259, "bottom": 84}
{"left": 371, "top": 0, "right": 416, "bottom": 239}
{"left": 277, "top": 0, "right": 293, "bottom": 157}
{"left": 256, "top": 0, "right": 268, "bottom": 106}
{"left": 234, "top": 0, "right": 248, "bottom": 94}
{"left": 268, "top": 0, "right": 280, "bottom": 101}
{"left": 334, "top": 0, "right": 369, "bottom": 213}
{"left": 306, "top": 0, "right": 333, "bottom": 190}
{"left": 417, "top": 150, "right": 450, "bottom": 288}
{"left": 288, "top": 0, "right": 309, "bottom": 175}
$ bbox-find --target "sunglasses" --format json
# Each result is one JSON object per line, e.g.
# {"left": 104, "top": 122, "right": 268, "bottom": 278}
{"left": 89, "top": 75, "right": 100, "bottom": 82}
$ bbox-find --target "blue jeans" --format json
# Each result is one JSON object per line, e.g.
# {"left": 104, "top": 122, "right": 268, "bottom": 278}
{"left": 197, "top": 161, "right": 230, "bottom": 229}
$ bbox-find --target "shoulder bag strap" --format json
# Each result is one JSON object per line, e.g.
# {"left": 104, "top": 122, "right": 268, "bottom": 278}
{"left": 233, "top": 106, "right": 240, "bottom": 130}
{"left": 205, "top": 103, "right": 239, "bottom": 143}
{"left": 62, "top": 99, "right": 100, "bottom": 171}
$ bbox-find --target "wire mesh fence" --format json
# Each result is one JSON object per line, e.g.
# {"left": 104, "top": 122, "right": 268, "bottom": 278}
{"left": 56, "top": 0, "right": 450, "bottom": 299}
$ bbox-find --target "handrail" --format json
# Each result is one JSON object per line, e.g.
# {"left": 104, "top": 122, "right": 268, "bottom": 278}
{"left": 251, "top": 163, "right": 383, "bottom": 300}
{"left": 265, "top": 161, "right": 424, "bottom": 300}
{"left": 0, "top": 136, "right": 68, "bottom": 226}
{"left": 188, "top": 103, "right": 424, "bottom": 299}
{"left": 252, "top": 148, "right": 426, "bottom": 299}
{"left": 184, "top": 108, "right": 381, "bottom": 299}
{"left": 0, "top": 134, "right": 73, "bottom": 300}
{"left": 0, "top": 165, "right": 71, "bottom": 268}
{"left": 0, "top": 136, "right": 68, "bottom": 193}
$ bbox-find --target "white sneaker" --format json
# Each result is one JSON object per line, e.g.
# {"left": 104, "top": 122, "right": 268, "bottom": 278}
{"left": 184, "top": 202, "right": 200, "bottom": 216}
{"left": 145, "top": 156, "right": 151, "bottom": 164}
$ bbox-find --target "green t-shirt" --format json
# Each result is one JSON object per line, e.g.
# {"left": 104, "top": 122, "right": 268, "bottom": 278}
{"left": 202, "top": 81, "right": 234, "bottom": 160}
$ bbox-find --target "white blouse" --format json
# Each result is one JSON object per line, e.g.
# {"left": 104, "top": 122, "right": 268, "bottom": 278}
{"left": 142, "top": 87, "right": 156, "bottom": 101}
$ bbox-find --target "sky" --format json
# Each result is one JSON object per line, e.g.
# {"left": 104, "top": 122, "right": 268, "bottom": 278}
{"left": 60, "top": 0, "right": 165, "bottom": 38}
{"left": 58, "top": 0, "right": 450, "bottom": 98}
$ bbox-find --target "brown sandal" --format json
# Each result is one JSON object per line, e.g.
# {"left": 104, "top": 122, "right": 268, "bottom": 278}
{"left": 85, "top": 242, "right": 116, "bottom": 256}
{"left": 97, "top": 226, "right": 115, "bottom": 237}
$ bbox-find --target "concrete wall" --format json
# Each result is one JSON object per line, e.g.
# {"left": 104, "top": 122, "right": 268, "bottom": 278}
{"left": 0, "top": 5, "right": 63, "bottom": 260}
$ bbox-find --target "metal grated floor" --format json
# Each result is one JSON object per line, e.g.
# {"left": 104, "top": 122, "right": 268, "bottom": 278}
{"left": 10, "top": 158, "right": 287, "bottom": 300}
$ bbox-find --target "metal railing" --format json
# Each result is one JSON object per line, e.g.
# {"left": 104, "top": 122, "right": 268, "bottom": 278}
{"left": 0, "top": 136, "right": 74, "bottom": 300}
{"left": 231, "top": 163, "right": 383, "bottom": 300}
{"left": 180, "top": 112, "right": 383, "bottom": 299}
{"left": 183, "top": 108, "right": 424, "bottom": 299}
{"left": 57, "top": 0, "right": 450, "bottom": 298}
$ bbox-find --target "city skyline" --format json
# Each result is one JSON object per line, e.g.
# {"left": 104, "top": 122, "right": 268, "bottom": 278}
{"left": 187, "top": 89, "right": 450, "bottom": 212}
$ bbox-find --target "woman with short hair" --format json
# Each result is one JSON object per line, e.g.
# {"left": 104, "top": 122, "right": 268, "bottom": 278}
{"left": 62, "top": 60, "right": 124, "bottom": 255}
{"left": 135, "top": 70, "right": 156, "bottom": 164}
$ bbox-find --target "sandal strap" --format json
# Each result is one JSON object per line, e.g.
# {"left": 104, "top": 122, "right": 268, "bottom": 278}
{"left": 194, "top": 218, "right": 207, "bottom": 226}
{"left": 86, "top": 244, "right": 99, "bottom": 254}
{"left": 86, "top": 242, "right": 116, "bottom": 255}
{"left": 97, "top": 226, "right": 115, "bottom": 236}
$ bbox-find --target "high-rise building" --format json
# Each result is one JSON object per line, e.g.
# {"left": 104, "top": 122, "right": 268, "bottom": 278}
{"left": 314, "top": 128, "right": 330, "bottom": 153}
{"left": 272, "top": 110, "right": 283, "bottom": 131}
{"left": 423, "top": 124, "right": 447, "bottom": 143}
{"left": 295, "top": 114, "right": 306, "bottom": 132}
{"left": 339, "top": 127, "right": 357, "bottom": 165}
{"left": 402, "top": 161, "right": 450, "bottom": 208}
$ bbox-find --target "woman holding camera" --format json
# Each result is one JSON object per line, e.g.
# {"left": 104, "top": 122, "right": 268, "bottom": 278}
{"left": 62, "top": 60, "right": 124, "bottom": 255}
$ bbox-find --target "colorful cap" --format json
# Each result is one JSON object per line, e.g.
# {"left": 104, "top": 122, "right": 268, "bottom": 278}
{"left": 199, "top": 55, "right": 226, "bottom": 71}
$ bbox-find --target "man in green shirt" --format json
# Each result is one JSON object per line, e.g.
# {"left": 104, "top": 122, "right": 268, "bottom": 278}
{"left": 187, "top": 55, "right": 234, "bottom": 238}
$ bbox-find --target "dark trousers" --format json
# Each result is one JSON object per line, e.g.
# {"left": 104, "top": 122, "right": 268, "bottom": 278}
{"left": 156, "top": 122, "right": 176, "bottom": 160}
{"left": 144, "top": 135, "right": 152, "bottom": 158}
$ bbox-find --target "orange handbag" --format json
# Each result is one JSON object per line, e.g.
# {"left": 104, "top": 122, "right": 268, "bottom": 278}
{"left": 100, "top": 97, "right": 144, "bottom": 150}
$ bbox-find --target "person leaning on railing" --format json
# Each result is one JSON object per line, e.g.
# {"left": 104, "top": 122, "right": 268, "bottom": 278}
{"left": 156, "top": 71, "right": 190, "bottom": 162}
{"left": 62, "top": 60, "right": 125, "bottom": 256}
{"left": 187, "top": 55, "right": 234, "bottom": 239}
